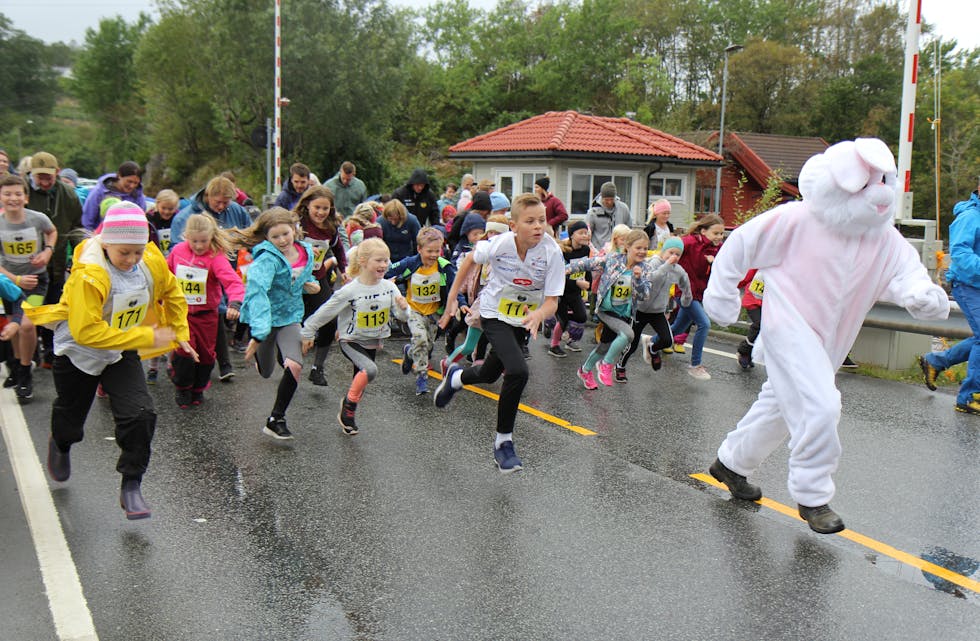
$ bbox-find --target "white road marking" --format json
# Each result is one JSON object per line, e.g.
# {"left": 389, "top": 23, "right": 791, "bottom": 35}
{"left": 0, "top": 391, "right": 99, "bottom": 641}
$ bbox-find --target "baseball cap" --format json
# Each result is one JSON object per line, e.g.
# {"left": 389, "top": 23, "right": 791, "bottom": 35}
{"left": 30, "top": 152, "right": 59, "bottom": 175}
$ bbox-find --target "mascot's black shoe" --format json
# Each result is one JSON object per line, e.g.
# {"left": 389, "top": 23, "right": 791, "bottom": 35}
{"left": 709, "top": 458, "right": 762, "bottom": 501}
{"left": 798, "top": 504, "right": 845, "bottom": 534}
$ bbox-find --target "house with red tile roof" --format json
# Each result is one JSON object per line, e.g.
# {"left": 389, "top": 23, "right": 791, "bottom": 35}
{"left": 449, "top": 111, "right": 721, "bottom": 229}
{"left": 678, "top": 131, "right": 829, "bottom": 225}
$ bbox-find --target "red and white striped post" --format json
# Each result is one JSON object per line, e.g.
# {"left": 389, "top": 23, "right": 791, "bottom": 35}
{"left": 896, "top": 0, "right": 923, "bottom": 220}
{"left": 274, "top": 0, "right": 282, "bottom": 194}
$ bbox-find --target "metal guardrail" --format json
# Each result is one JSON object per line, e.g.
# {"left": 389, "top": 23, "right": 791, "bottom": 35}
{"left": 863, "top": 301, "right": 971, "bottom": 339}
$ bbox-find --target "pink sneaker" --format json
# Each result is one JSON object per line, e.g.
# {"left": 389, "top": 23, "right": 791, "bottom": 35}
{"left": 597, "top": 362, "right": 614, "bottom": 386}
{"left": 577, "top": 367, "right": 598, "bottom": 390}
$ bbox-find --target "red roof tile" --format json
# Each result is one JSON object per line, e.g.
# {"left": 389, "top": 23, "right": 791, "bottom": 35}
{"left": 449, "top": 111, "right": 721, "bottom": 163}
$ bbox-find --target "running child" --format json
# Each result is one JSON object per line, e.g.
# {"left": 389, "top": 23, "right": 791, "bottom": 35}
{"left": 568, "top": 229, "right": 655, "bottom": 387}
{"left": 167, "top": 214, "right": 245, "bottom": 408}
{"left": 627, "top": 236, "right": 692, "bottom": 371}
{"left": 26, "top": 202, "right": 193, "bottom": 519}
{"left": 295, "top": 185, "right": 347, "bottom": 387}
{"left": 0, "top": 173, "right": 57, "bottom": 403}
{"left": 301, "top": 238, "right": 409, "bottom": 434}
{"left": 439, "top": 214, "right": 510, "bottom": 373}
{"left": 233, "top": 208, "right": 319, "bottom": 440}
{"left": 387, "top": 227, "right": 465, "bottom": 395}
{"left": 434, "top": 193, "right": 565, "bottom": 473}
{"left": 736, "top": 268, "right": 763, "bottom": 369}
{"left": 643, "top": 199, "right": 675, "bottom": 252}
{"left": 547, "top": 220, "right": 593, "bottom": 358}
{"left": 670, "top": 214, "right": 725, "bottom": 380}
{"left": 148, "top": 189, "right": 181, "bottom": 255}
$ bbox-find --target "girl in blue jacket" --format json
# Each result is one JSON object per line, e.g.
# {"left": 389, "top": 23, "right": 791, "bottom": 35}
{"left": 232, "top": 208, "right": 319, "bottom": 440}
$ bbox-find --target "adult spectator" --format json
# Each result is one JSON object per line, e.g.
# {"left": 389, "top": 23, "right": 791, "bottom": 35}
{"left": 0, "top": 149, "right": 11, "bottom": 176}
{"left": 534, "top": 176, "right": 568, "bottom": 233}
{"left": 391, "top": 168, "right": 440, "bottom": 227}
{"left": 171, "top": 176, "right": 252, "bottom": 242}
{"left": 24, "top": 151, "right": 83, "bottom": 367}
{"left": 58, "top": 168, "right": 90, "bottom": 205}
{"left": 324, "top": 161, "right": 368, "bottom": 218}
{"left": 585, "top": 181, "right": 632, "bottom": 249}
{"left": 456, "top": 173, "right": 475, "bottom": 211}
{"left": 919, "top": 176, "right": 980, "bottom": 414}
{"left": 81, "top": 161, "right": 147, "bottom": 230}
{"left": 476, "top": 178, "right": 496, "bottom": 194}
{"left": 379, "top": 199, "right": 421, "bottom": 264}
{"left": 273, "top": 162, "right": 311, "bottom": 211}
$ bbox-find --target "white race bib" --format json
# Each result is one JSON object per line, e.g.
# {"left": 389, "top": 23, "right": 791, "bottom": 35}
{"left": 309, "top": 239, "right": 330, "bottom": 271}
{"left": 177, "top": 264, "right": 208, "bottom": 306}
{"left": 110, "top": 290, "right": 149, "bottom": 331}
{"left": 1, "top": 227, "right": 38, "bottom": 261}
{"left": 157, "top": 228, "right": 172, "bottom": 253}
{"left": 350, "top": 297, "right": 389, "bottom": 338}
{"left": 496, "top": 284, "right": 543, "bottom": 326}
{"left": 410, "top": 271, "right": 441, "bottom": 304}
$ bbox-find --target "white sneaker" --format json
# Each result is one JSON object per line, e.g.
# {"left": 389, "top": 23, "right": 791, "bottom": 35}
{"left": 641, "top": 335, "right": 653, "bottom": 366}
{"left": 687, "top": 365, "right": 711, "bottom": 380}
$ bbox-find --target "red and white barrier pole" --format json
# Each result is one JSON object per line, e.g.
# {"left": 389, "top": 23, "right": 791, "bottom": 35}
{"left": 896, "top": 0, "right": 922, "bottom": 220}
{"left": 274, "top": 0, "right": 282, "bottom": 194}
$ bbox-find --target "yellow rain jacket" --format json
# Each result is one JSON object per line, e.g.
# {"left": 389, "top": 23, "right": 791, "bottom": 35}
{"left": 25, "top": 236, "right": 189, "bottom": 359}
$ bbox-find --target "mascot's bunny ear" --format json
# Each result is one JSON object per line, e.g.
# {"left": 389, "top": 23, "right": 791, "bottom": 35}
{"left": 854, "top": 137, "right": 896, "bottom": 174}
{"left": 823, "top": 140, "right": 868, "bottom": 194}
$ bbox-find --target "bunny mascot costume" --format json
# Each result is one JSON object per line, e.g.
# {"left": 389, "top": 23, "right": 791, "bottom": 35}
{"left": 703, "top": 138, "right": 950, "bottom": 533}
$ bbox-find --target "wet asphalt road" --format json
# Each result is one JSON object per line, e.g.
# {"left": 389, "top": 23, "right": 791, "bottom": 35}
{"left": 1, "top": 332, "right": 978, "bottom": 640}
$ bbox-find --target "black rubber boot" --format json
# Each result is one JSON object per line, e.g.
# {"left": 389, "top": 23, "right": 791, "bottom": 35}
{"left": 47, "top": 438, "right": 71, "bottom": 482}
{"left": 120, "top": 478, "right": 151, "bottom": 520}
{"left": 798, "top": 504, "right": 845, "bottom": 534}
{"left": 709, "top": 458, "right": 762, "bottom": 501}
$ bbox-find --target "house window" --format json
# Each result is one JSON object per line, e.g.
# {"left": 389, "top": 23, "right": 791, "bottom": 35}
{"left": 696, "top": 186, "right": 716, "bottom": 215}
{"left": 647, "top": 173, "right": 686, "bottom": 207}
{"left": 495, "top": 170, "right": 547, "bottom": 201}
{"left": 569, "top": 172, "right": 633, "bottom": 216}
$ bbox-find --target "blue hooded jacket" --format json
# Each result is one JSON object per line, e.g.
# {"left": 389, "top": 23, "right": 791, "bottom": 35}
{"left": 170, "top": 188, "right": 252, "bottom": 243}
{"left": 240, "top": 240, "right": 315, "bottom": 341}
{"left": 946, "top": 191, "right": 980, "bottom": 288}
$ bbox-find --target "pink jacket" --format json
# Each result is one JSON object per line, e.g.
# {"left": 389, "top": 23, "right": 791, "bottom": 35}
{"left": 166, "top": 242, "right": 245, "bottom": 313}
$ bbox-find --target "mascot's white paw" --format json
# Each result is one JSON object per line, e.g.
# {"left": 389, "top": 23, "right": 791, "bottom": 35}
{"left": 703, "top": 290, "right": 741, "bottom": 327}
{"left": 905, "top": 285, "right": 951, "bottom": 320}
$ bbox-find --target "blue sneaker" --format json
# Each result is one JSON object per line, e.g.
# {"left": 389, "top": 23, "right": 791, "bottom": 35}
{"left": 415, "top": 372, "right": 429, "bottom": 395}
{"left": 493, "top": 440, "right": 523, "bottom": 473}
{"left": 401, "top": 344, "right": 414, "bottom": 375}
{"left": 434, "top": 364, "right": 462, "bottom": 408}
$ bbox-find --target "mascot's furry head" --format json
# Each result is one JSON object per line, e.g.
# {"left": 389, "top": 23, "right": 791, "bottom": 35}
{"left": 798, "top": 138, "right": 898, "bottom": 236}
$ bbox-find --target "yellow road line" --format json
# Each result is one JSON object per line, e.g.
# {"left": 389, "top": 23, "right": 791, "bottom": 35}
{"left": 395, "top": 359, "right": 596, "bottom": 436}
{"left": 691, "top": 472, "right": 980, "bottom": 595}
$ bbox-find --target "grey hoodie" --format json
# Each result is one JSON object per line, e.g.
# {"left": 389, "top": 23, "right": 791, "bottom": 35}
{"left": 637, "top": 256, "right": 693, "bottom": 314}
{"left": 585, "top": 195, "right": 632, "bottom": 248}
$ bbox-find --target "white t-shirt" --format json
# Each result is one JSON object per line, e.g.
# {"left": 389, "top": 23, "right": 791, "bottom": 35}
{"left": 471, "top": 231, "right": 565, "bottom": 326}
{"left": 301, "top": 277, "right": 407, "bottom": 346}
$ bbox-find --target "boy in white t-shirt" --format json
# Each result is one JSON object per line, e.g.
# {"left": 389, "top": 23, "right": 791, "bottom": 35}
{"left": 435, "top": 193, "right": 565, "bottom": 472}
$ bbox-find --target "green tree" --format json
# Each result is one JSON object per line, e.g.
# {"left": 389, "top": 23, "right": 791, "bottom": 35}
{"left": 0, "top": 15, "right": 59, "bottom": 144}
{"left": 72, "top": 14, "right": 152, "bottom": 166}
{"left": 723, "top": 39, "right": 816, "bottom": 134}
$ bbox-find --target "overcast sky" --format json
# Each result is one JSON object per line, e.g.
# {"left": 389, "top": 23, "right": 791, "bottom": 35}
{"left": 3, "top": 0, "right": 978, "bottom": 52}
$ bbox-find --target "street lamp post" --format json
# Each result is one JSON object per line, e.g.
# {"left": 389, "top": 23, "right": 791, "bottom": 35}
{"left": 714, "top": 43, "right": 743, "bottom": 216}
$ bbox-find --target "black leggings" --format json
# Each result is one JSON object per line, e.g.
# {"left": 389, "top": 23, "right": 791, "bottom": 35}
{"left": 619, "top": 311, "right": 673, "bottom": 367}
{"left": 460, "top": 318, "right": 529, "bottom": 434}
{"left": 556, "top": 288, "right": 588, "bottom": 327}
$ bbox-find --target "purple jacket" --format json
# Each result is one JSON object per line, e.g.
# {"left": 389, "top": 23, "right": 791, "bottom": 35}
{"left": 81, "top": 173, "right": 147, "bottom": 230}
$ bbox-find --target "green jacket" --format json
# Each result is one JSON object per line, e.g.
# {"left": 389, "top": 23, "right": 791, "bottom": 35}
{"left": 27, "top": 180, "right": 83, "bottom": 282}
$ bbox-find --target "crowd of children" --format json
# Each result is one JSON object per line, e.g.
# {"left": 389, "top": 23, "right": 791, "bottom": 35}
{"left": 6, "top": 163, "right": 777, "bottom": 519}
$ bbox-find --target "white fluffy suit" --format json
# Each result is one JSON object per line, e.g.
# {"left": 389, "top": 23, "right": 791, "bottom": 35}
{"left": 704, "top": 138, "right": 949, "bottom": 508}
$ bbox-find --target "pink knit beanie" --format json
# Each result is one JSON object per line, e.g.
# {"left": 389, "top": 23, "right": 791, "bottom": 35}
{"left": 100, "top": 202, "right": 149, "bottom": 245}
